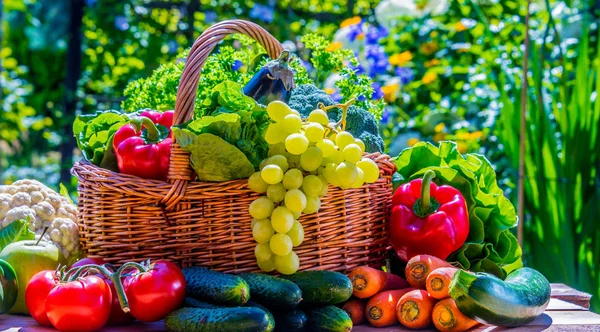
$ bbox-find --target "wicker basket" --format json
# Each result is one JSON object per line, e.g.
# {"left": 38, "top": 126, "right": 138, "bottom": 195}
{"left": 71, "top": 19, "right": 395, "bottom": 273}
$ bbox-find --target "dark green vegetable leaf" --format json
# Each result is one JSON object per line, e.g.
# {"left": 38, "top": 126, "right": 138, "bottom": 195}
{"left": 393, "top": 141, "right": 522, "bottom": 279}
{"left": 0, "top": 218, "right": 35, "bottom": 251}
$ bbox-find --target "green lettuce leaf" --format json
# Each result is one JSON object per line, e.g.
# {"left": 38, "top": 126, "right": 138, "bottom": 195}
{"left": 0, "top": 218, "right": 36, "bottom": 251}
{"left": 73, "top": 110, "right": 131, "bottom": 170}
{"left": 393, "top": 141, "right": 522, "bottom": 279}
{"left": 174, "top": 128, "right": 255, "bottom": 182}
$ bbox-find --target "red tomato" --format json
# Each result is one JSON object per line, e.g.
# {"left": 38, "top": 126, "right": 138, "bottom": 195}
{"left": 123, "top": 260, "right": 185, "bottom": 322}
{"left": 25, "top": 270, "right": 59, "bottom": 326}
{"left": 70, "top": 257, "right": 108, "bottom": 268}
{"left": 45, "top": 275, "right": 112, "bottom": 332}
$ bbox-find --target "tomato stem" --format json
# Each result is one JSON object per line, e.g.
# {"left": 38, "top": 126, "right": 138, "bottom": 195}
{"left": 111, "top": 261, "right": 149, "bottom": 313}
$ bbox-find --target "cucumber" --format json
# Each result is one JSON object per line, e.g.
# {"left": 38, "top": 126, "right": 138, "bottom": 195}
{"left": 164, "top": 307, "right": 270, "bottom": 332}
{"left": 183, "top": 266, "right": 250, "bottom": 306}
{"left": 239, "top": 273, "right": 302, "bottom": 309}
{"left": 282, "top": 271, "right": 352, "bottom": 305}
{"left": 449, "top": 267, "right": 551, "bottom": 327}
{"left": 273, "top": 309, "right": 307, "bottom": 332}
{"left": 246, "top": 300, "right": 275, "bottom": 332}
{"left": 306, "top": 305, "right": 352, "bottom": 332}
{"left": 183, "top": 297, "right": 221, "bottom": 309}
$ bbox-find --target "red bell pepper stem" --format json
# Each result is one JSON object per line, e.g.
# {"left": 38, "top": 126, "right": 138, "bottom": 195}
{"left": 130, "top": 116, "right": 161, "bottom": 143}
{"left": 414, "top": 170, "right": 440, "bottom": 218}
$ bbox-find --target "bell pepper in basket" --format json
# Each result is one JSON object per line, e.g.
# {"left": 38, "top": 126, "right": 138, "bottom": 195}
{"left": 113, "top": 110, "right": 174, "bottom": 181}
{"left": 389, "top": 170, "right": 469, "bottom": 261}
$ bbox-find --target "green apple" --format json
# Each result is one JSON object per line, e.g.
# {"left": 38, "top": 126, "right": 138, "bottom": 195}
{"left": 0, "top": 240, "right": 65, "bottom": 314}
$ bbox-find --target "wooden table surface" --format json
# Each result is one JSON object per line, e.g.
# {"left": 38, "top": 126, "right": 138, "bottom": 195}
{"left": 1, "top": 284, "right": 597, "bottom": 332}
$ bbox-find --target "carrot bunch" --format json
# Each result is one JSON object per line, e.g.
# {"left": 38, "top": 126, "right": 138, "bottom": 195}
{"left": 342, "top": 255, "right": 480, "bottom": 332}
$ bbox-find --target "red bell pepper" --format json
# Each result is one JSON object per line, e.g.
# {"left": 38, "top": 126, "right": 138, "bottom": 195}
{"left": 389, "top": 170, "right": 469, "bottom": 261}
{"left": 113, "top": 110, "right": 174, "bottom": 181}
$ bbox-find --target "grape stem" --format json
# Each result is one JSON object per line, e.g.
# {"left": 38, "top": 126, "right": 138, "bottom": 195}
{"left": 317, "top": 98, "right": 357, "bottom": 132}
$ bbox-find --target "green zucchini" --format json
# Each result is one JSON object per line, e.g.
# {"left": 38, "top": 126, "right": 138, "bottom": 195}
{"left": 183, "top": 266, "right": 250, "bottom": 306}
{"left": 449, "top": 267, "right": 551, "bottom": 327}
{"left": 273, "top": 309, "right": 307, "bottom": 332}
{"left": 282, "top": 271, "right": 352, "bottom": 305}
{"left": 305, "top": 305, "right": 352, "bottom": 332}
{"left": 239, "top": 273, "right": 302, "bottom": 309}
{"left": 246, "top": 300, "right": 275, "bottom": 332}
{"left": 164, "top": 307, "right": 270, "bottom": 332}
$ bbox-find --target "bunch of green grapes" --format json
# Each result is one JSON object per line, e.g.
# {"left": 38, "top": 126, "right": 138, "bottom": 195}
{"left": 247, "top": 100, "right": 380, "bottom": 274}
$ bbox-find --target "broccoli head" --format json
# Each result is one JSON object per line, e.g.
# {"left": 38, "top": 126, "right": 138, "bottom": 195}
{"left": 288, "top": 84, "right": 340, "bottom": 121}
{"left": 343, "top": 105, "right": 383, "bottom": 153}
{"left": 359, "top": 132, "right": 384, "bottom": 153}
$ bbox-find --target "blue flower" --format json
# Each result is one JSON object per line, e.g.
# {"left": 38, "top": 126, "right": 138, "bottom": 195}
{"left": 301, "top": 59, "right": 313, "bottom": 73}
{"left": 232, "top": 60, "right": 244, "bottom": 71}
{"left": 372, "top": 82, "right": 384, "bottom": 100}
{"left": 395, "top": 67, "right": 414, "bottom": 85}
{"left": 365, "top": 45, "right": 389, "bottom": 77}
{"left": 349, "top": 62, "right": 366, "bottom": 75}
{"left": 381, "top": 108, "right": 390, "bottom": 124}
{"left": 331, "top": 90, "right": 343, "bottom": 103}
{"left": 114, "top": 16, "right": 129, "bottom": 31}
{"left": 347, "top": 23, "right": 364, "bottom": 42}
{"left": 204, "top": 11, "right": 217, "bottom": 23}
{"left": 168, "top": 40, "right": 179, "bottom": 54}
{"left": 250, "top": 4, "right": 274, "bottom": 23}
{"left": 85, "top": 0, "right": 97, "bottom": 6}
{"left": 365, "top": 26, "right": 389, "bottom": 45}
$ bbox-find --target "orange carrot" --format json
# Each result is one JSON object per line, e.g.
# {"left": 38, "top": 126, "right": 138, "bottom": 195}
{"left": 396, "top": 289, "right": 437, "bottom": 329}
{"left": 342, "top": 299, "right": 366, "bottom": 325}
{"left": 365, "top": 288, "right": 415, "bottom": 327}
{"left": 432, "top": 298, "right": 480, "bottom": 332}
{"left": 348, "top": 266, "right": 409, "bottom": 299}
{"left": 405, "top": 255, "right": 453, "bottom": 289}
{"left": 426, "top": 267, "right": 459, "bottom": 300}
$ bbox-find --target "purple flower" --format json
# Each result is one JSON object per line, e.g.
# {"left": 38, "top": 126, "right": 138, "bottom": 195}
{"left": 381, "top": 108, "right": 390, "bottom": 124}
{"left": 301, "top": 59, "right": 313, "bottom": 73}
{"left": 372, "top": 82, "right": 384, "bottom": 100}
{"left": 349, "top": 62, "right": 365, "bottom": 75}
{"left": 365, "top": 26, "right": 389, "bottom": 45}
{"left": 365, "top": 45, "right": 389, "bottom": 77}
{"left": 232, "top": 60, "right": 244, "bottom": 71}
{"left": 395, "top": 67, "right": 414, "bottom": 85}
{"left": 204, "top": 11, "right": 217, "bottom": 23}
{"left": 331, "top": 91, "right": 343, "bottom": 103}
{"left": 114, "top": 16, "right": 129, "bottom": 31}
{"left": 250, "top": 4, "right": 274, "bottom": 23}
{"left": 347, "top": 23, "right": 364, "bottom": 42}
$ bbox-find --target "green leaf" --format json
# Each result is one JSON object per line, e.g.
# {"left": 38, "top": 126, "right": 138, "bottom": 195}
{"left": 59, "top": 183, "right": 73, "bottom": 204}
{"left": 0, "top": 218, "right": 36, "bottom": 251}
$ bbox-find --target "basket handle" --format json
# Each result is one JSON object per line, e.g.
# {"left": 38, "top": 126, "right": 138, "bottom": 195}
{"left": 161, "top": 20, "right": 284, "bottom": 210}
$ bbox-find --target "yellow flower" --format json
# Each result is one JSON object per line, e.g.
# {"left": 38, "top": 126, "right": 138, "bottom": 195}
{"left": 420, "top": 41, "right": 439, "bottom": 56}
{"left": 356, "top": 32, "right": 365, "bottom": 40}
{"left": 422, "top": 72, "right": 438, "bottom": 85}
{"left": 340, "top": 16, "right": 362, "bottom": 28}
{"left": 323, "top": 88, "right": 336, "bottom": 95}
{"left": 389, "top": 51, "right": 413, "bottom": 66}
{"left": 457, "top": 141, "right": 468, "bottom": 154}
{"left": 433, "top": 133, "right": 446, "bottom": 142}
{"left": 434, "top": 123, "right": 445, "bottom": 133}
{"left": 326, "top": 41, "right": 343, "bottom": 52}
{"left": 455, "top": 21, "right": 468, "bottom": 32}
{"left": 470, "top": 131, "right": 484, "bottom": 139}
{"left": 430, "top": 31, "right": 439, "bottom": 38}
{"left": 381, "top": 83, "right": 400, "bottom": 103}
{"left": 425, "top": 59, "right": 441, "bottom": 68}
{"left": 407, "top": 138, "right": 420, "bottom": 146}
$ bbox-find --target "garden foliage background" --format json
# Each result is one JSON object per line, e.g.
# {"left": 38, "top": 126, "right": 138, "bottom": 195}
{"left": 2, "top": 0, "right": 600, "bottom": 312}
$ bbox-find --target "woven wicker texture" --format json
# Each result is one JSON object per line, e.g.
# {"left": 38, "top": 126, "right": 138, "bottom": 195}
{"left": 72, "top": 19, "right": 395, "bottom": 273}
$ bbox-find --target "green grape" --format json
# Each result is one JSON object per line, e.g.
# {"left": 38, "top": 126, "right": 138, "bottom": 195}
{"left": 316, "top": 138, "right": 337, "bottom": 158}
{"left": 285, "top": 133, "right": 309, "bottom": 155}
{"left": 304, "top": 123, "right": 325, "bottom": 143}
{"left": 283, "top": 168, "right": 303, "bottom": 190}
{"left": 285, "top": 189, "right": 307, "bottom": 213}
{"left": 287, "top": 153, "right": 301, "bottom": 168}
{"left": 342, "top": 144, "right": 363, "bottom": 163}
{"left": 252, "top": 218, "right": 275, "bottom": 243}
{"left": 350, "top": 167, "right": 365, "bottom": 188}
{"left": 354, "top": 138, "right": 366, "bottom": 151}
{"left": 255, "top": 243, "right": 273, "bottom": 262}
{"left": 325, "top": 150, "right": 344, "bottom": 164}
{"left": 318, "top": 175, "right": 329, "bottom": 197}
{"left": 268, "top": 155, "right": 289, "bottom": 173}
{"left": 268, "top": 143, "right": 286, "bottom": 157}
{"left": 259, "top": 159, "right": 269, "bottom": 170}
{"left": 257, "top": 257, "right": 275, "bottom": 272}
{"left": 302, "top": 175, "right": 323, "bottom": 197}
{"left": 357, "top": 158, "right": 380, "bottom": 183}
{"left": 292, "top": 210, "right": 301, "bottom": 219}
{"left": 251, "top": 218, "right": 268, "bottom": 229}
{"left": 267, "top": 100, "right": 292, "bottom": 122}
{"left": 287, "top": 221, "right": 305, "bottom": 247}
{"left": 335, "top": 162, "right": 358, "bottom": 188}
{"left": 249, "top": 197, "right": 274, "bottom": 219}
{"left": 274, "top": 251, "right": 300, "bottom": 275}
{"left": 323, "top": 163, "right": 339, "bottom": 186}
{"left": 264, "top": 122, "right": 288, "bottom": 144}
{"left": 271, "top": 206, "right": 294, "bottom": 233}
{"left": 269, "top": 233, "right": 293, "bottom": 256}
{"left": 308, "top": 109, "right": 330, "bottom": 126}
{"left": 335, "top": 131, "right": 355, "bottom": 150}
{"left": 248, "top": 172, "right": 268, "bottom": 193}
{"left": 303, "top": 195, "right": 321, "bottom": 214}
{"left": 267, "top": 183, "right": 286, "bottom": 202}
{"left": 283, "top": 114, "right": 303, "bottom": 133}
{"left": 261, "top": 164, "right": 283, "bottom": 184}
{"left": 290, "top": 109, "right": 301, "bottom": 117}
{"left": 300, "top": 147, "right": 323, "bottom": 171}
